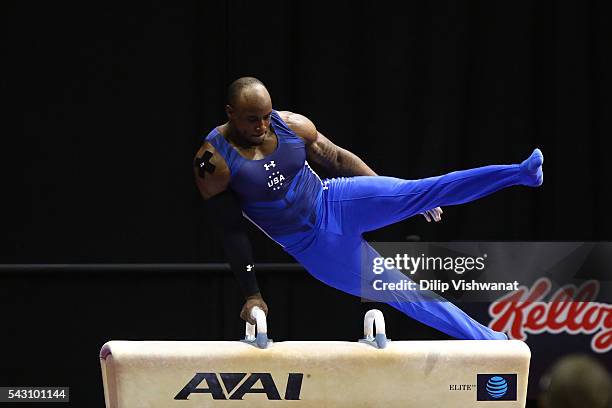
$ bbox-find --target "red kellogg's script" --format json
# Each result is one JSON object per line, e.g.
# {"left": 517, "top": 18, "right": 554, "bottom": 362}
{"left": 489, "top": 278, "right": 612, "bottom": 353}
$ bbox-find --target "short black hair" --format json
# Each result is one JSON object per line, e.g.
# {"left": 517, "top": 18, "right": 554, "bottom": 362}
{"left": 227, "top": 77, "right": 265, "bottom": 106}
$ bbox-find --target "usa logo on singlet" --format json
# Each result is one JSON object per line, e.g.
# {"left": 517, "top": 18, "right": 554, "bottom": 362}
{"left": 264, "top": 160, "right": 286, "bottom": 191}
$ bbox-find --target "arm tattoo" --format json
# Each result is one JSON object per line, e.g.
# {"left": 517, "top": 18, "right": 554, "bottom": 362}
{"left": 310, "top": 139, "right": 376, "bottom": 177}
{"left": 335, "top": 147, "right": 377, "bottom": 176}
{"left": 313, "top": 140, "right": 339, "bottom": 167}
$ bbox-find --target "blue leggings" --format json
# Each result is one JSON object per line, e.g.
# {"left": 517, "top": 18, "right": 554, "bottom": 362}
{"left": 287, "top": 150, "right": 543, "bottom": 340}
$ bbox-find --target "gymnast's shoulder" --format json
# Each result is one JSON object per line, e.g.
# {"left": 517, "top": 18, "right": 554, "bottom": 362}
{"left": 277, "top": 110, "right": 318, "bottom": 143}
{"left": 193, "top": 140, "right": 230, "bottom": 200}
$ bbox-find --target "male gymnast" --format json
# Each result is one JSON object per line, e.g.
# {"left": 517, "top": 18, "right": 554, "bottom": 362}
{"left": 194, "top": 77, "right": 544, "bottom": 340}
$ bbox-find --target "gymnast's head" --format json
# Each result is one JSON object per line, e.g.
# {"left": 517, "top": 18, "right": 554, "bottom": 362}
{"left": 225, "top": 77, "right": 273, "bottom": 146}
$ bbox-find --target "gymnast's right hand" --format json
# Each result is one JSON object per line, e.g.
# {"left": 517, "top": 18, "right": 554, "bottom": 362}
{"left": 240, "top": 293, "right": 269, "bottom": 324}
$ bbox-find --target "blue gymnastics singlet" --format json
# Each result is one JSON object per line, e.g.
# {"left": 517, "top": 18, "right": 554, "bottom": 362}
{"left": 205, "top": 110, "right": 325, "bottom": 249}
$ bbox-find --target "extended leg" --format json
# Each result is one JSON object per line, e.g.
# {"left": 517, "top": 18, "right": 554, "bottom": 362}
{"left": 325, "top": 149, "right": 543, "bottom": 234}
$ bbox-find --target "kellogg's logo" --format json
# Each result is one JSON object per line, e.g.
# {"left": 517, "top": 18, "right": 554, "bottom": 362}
{"left": 488, "top": 278, "right": 612, "bottom": 353}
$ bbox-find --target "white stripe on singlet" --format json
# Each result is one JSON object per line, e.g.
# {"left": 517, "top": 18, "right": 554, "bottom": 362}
{"left": 241, "top": 211, "right": 286, "bottom": 248}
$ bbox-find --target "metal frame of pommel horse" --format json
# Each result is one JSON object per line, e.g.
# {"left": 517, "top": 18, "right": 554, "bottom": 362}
{"left": 100, "top": 308, "right": 531, "bottom": 408}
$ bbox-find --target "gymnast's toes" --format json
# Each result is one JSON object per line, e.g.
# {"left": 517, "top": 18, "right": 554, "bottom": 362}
{"left": 520, "top": 148, "right": 544, "bottom": 187}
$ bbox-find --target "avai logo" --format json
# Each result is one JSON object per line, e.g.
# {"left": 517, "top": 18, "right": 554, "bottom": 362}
{"left": 488, "top": 278, "right": 612, "bottom": 353}
{"left": 175, "top": 373, "right": 304, "bottom": 401}
{"left": 476, "top": 374, "right": 517, "bottom": 401}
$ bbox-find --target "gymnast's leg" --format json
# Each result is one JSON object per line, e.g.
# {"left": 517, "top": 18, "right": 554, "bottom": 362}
{"left": 293, "top": 151, "right": 545, "bottom": 339}
{"left": 291, "top": 232, "right": 506, "bottom": 340}
{"left": 325, "top": 149, "right": 543, "bottom": 233}
{"left": 358, "top": 240, "right": 507, "bottom": 340}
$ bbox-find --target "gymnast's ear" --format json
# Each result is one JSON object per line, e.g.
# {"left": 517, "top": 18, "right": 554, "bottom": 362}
{"left": 225, "top": 104, "right": 234, "bottom": 119}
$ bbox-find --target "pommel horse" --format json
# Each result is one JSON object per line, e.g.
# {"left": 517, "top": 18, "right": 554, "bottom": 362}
{"left": 100, "top": 308, "right": 530, "bottom": 407}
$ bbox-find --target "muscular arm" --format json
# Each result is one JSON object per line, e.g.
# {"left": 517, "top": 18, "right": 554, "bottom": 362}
{"left": 280, "top": 111, "right": 377, "bottom": 177}
{"left": 193, "top": 143, "right": 268, "bottom": 321}
{"left": 193, "top": 142, "right": 230, "bottom": 199}
{"left": 279, "top": 111, "right": 443, "bottom": 222}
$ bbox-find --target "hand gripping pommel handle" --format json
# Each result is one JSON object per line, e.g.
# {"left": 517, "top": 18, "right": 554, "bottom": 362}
{"left": 243, "top": 306, "right": 271, "bottom": 349}
{"left": 359, "top": 309, "right": 389, "bottom": 349}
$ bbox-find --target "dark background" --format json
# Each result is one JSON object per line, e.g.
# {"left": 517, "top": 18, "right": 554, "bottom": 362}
{"left": 2, "top": 0, "right": 611, "bottom": 407}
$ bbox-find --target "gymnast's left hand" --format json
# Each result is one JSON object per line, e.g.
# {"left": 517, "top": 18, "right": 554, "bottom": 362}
{"left": 422, "top": 207, "right": 443, "bottom": 222}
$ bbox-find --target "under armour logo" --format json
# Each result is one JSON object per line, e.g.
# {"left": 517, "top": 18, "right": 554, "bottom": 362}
{"left": 263, "top": 161, "right": 276, "bottom": 171}
{"left": 246, "top": 265, "right": 254, "bottom": 272}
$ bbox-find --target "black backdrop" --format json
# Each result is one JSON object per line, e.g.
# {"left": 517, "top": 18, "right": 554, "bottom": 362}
{"left": 2, "top": 0, "right": 612, "bottom": 407}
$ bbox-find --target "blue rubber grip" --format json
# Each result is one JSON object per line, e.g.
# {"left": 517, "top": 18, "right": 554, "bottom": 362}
{"left": 256, "top": 333, "right": 269, "bottom": 349}
{"left": 375, "top": 333, "right": 387, "bottom": 349}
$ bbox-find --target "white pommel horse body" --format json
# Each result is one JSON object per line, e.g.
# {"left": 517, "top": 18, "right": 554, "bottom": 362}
{"left": 100, "top": 308, "right": 531, "bottom": 407}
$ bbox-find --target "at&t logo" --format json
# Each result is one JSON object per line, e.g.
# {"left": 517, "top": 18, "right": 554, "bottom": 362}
{"left": 485, "top": 376, "right": 508, "bottom": 399}
{"left": 476, "top": 374, "right": 517, "bottom": 401}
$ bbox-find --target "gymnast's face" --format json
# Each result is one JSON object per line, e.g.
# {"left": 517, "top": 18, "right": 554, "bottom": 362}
{"left": 226, "top": 85, "right": 273, "bottom": 146}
